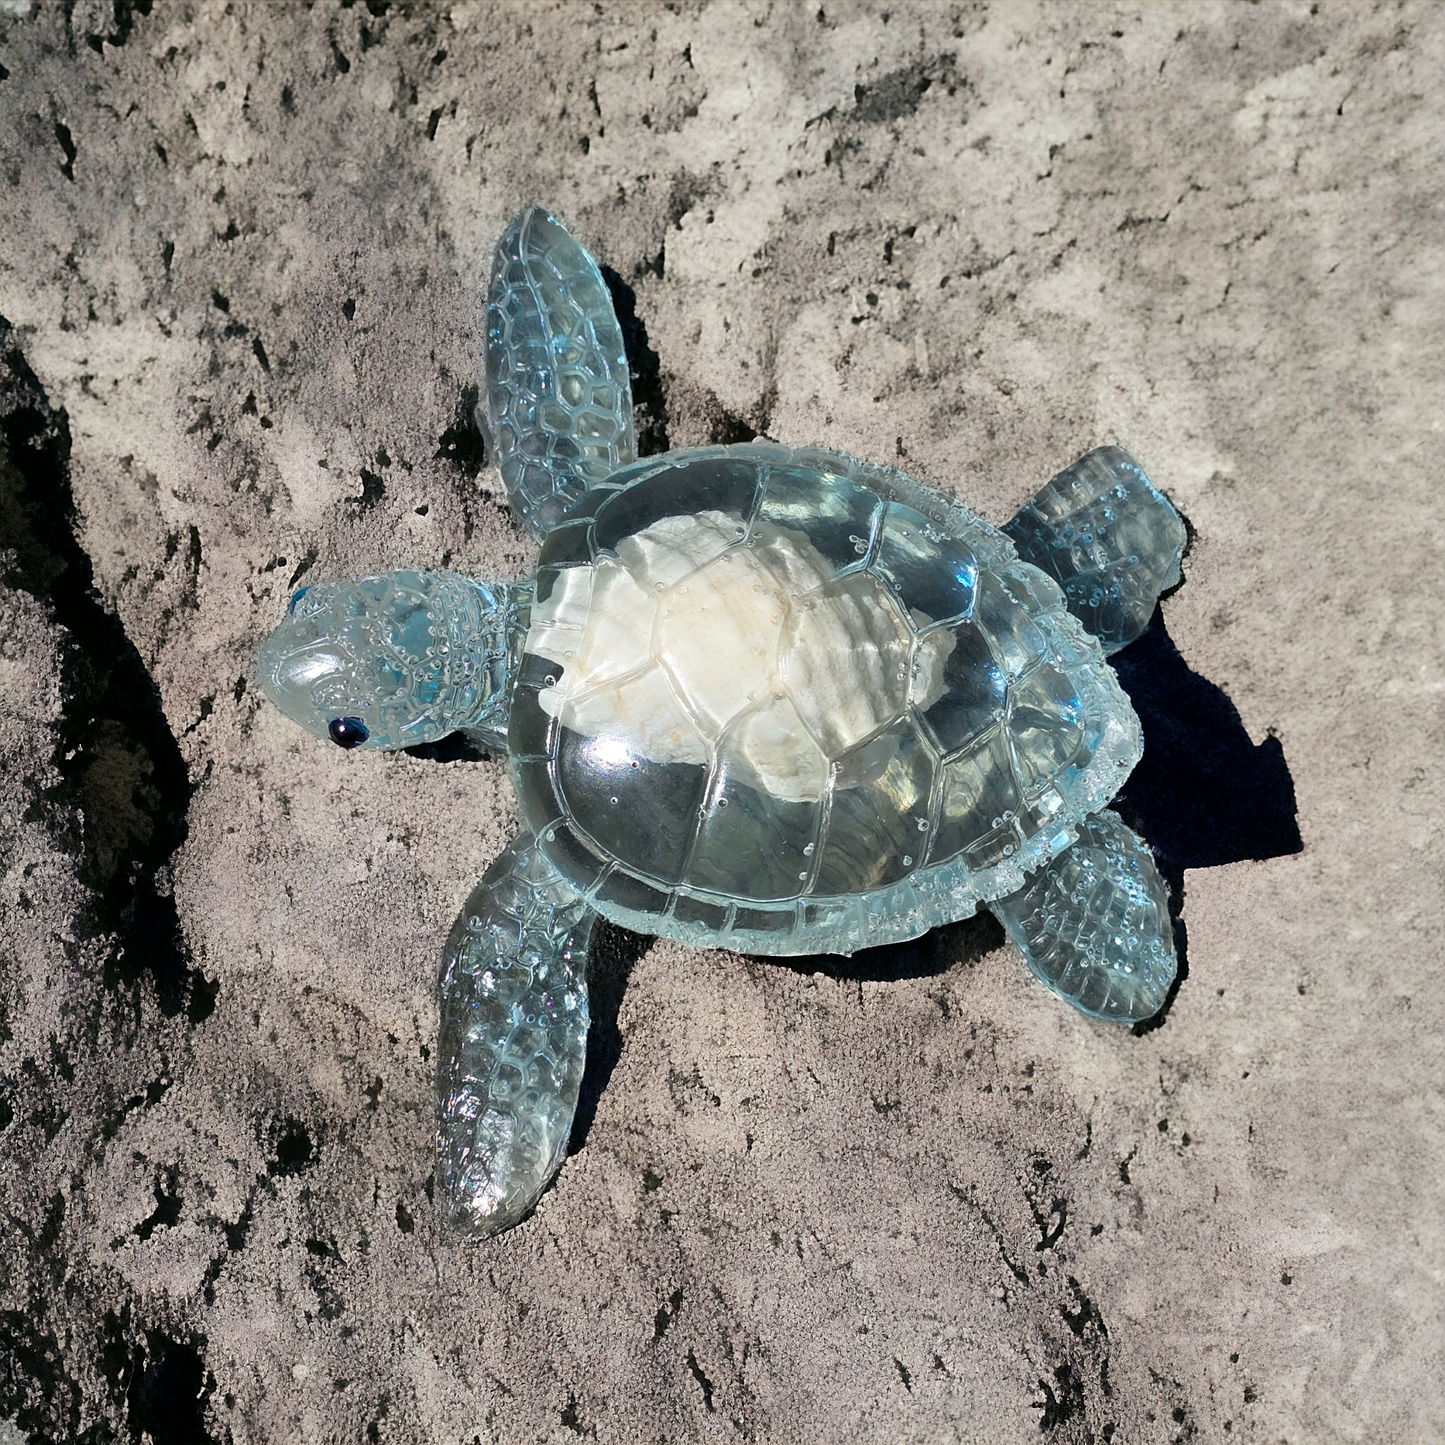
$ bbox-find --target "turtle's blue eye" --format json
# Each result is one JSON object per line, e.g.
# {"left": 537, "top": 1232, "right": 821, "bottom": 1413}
{"left": 329, "top": 717, "right": 369, "bottom": 749}
{"left": 288, "top": 587, "right": 310, "bottom": 614}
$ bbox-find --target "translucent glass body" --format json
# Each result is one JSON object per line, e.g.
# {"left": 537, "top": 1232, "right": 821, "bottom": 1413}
{"left": 508, "top": 444, "right": 1144, "bottom": 956}
{"left": 255, "top": 571, "right": 529, "bottom": 752}
{"left": 436, "top": 834, "right": 593, "bottom": 1238}
{"left": 1004, "top": 446, "right": 1186, "bottom": 653}
{"left": 254, "top": 205, "right": 1193, "bottom": 1242}
{"left": 991, "top": 809, "right": 1176, "bottom": 1021}
{"left": 479, "top": 206, "right": 636, "bottom": 541}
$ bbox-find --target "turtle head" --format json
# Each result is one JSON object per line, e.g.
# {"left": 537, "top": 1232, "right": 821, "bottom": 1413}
{"left": 256, "top": 570, "right": 509, "bottom": 752}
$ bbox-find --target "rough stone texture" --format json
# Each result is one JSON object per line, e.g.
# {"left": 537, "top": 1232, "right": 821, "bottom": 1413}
{"left": 0, "top": 3, "right": 1440, "bottom": 1442}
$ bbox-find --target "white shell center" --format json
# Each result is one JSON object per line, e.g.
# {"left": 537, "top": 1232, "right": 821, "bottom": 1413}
{"left": 527, "top": 510, "right": 952, "bottom": 803}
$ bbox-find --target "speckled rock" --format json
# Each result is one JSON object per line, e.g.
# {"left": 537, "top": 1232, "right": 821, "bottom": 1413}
{"left": 1, "top": 3, "right": 1442, "bottom": 1442}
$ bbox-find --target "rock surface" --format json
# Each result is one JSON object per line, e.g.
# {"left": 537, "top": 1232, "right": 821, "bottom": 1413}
{"left": 0, "top": 3, "right": 1441, "bottom": 1441}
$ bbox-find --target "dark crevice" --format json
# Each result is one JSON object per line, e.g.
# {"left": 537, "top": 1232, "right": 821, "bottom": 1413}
{"left": 437, "top": 382, "right": 487, "bottom": 479}
{"left": 126, "top": 1331, "right": 217, "bottom": 1445}
{"left": 850, "top": 54, "right": 960, "bottom": 125}
{"left": 1061, "top": 1275, "right": 1109, "bottom": 1341}
{"left": 709, "top": 408, "right": 758, "bottom": 446}
{"left": 0, "top": 316, "right": 212, "bottom": 1020}
{"left": 0, "top": 1311, "right": 84, "bottom": 1441}
{"left": 53, "top": 121, "right": 76, "bottom": 181}
{"left": 1030, "top": 1193, "right": 1068, "bottom": 1253}
{"left": 267, "top": 1115, "right": 315, "bottom": 1176}
{"left": 287, "top": 546, "right": 318, "bottom": 591}
{"left": 685, "top": 1350, "right": 716, "bottom": 1413}
{"left": 1035, "top": 1361, "right": 1086, "bottom": 1431}
{"left": 223, "top": 1200, "right": 253, "bottom": 1253}
{"left": 653, "top": 1286, "right": 683, "bottom": 1340}
{"left": 82, "top": 0, "right": 153, "bottom": 54}
{"left": 96, "top": 1310, "right": 217, "bottom": 1445}
{"left": 354, "top": 467, "right": 385, "bottom": 510}
{"left": 599, "top": 265, "right": 669, "bottom": 458}
{"left": 667, "top": 170, "right": 713, "bottom": 231}
{"left": 775, "top": 908, "right": 1004, "bottom": 984}
{"left": 134, "top": 1164, "right": 182, "bottom": 1241}
{"left": 402, "top": 731, "right": 489, "bottom": 764}
{"left": 559, "top": 1392, "right": 587, "bottom": 1436}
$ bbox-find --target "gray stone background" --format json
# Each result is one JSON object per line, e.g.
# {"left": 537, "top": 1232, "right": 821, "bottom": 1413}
{"left": 0, "top": 2, "right": 1441, "bottom": 1441}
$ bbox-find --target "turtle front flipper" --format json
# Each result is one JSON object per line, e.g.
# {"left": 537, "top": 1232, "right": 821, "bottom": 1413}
{"left": 480, "top": 206, "right": 636, "bottom": 541}
{"left": 436, "top": 832, "right": 596, "bottom": 1238}
{"left": 988, "top": 810, "right": 1176, "bottom": 1024}
{"left": 1004, "top": 446, "right": 1186, "bottom": 652}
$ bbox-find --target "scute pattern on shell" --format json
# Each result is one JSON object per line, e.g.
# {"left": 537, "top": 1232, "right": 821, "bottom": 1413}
{"left": 508, "top": 444, "right": 1143, "bottom": 957}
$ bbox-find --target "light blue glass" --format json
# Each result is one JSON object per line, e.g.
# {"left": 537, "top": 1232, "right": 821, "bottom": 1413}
{"left": 255, "top": 207, "right": 1190, "bottom": 1238}
{"left": 256, "top": 570, "right": 529, "bottom": 753}
{"left": 479, "top": 206, "right": 635, "bottom": 540}
{"left": 436, "top": 834, "right": 593, "bottom": 1235}
{"left": 1004, "top": 445, "right": 1186, "bottom": 652}
{"left": 990, "top": 809, "right": 1176, "bottom": 1021}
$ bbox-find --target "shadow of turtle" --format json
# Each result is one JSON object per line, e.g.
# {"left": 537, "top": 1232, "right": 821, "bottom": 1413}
{"left": 1110, "top": 609, "right": 1303, "bottom": 877}
{"left": 555, "top": 607, "right": 1305, "bottom": 1156}
{"left": 776, "top": 910, "right": 1006, "bottom": 985}
{"left": 564, "top": 914, "right": 1005, "bottom": 1156}
{"left": 568, "top": 920, "right": 652, "bottom": 1156}
{"left": 759, "top": 607, "right": 1303, "bottom": 1032}
{"left": 1109, "top": 607, "right": 1303, "bottom": 1031}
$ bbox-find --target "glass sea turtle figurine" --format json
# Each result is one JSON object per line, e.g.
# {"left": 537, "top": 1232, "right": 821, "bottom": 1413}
{"left": 256, "top": 207, "right": 1188, "bottom": 1238}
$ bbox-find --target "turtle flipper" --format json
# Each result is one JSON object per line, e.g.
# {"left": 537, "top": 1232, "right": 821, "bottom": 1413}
{"left": 480, "top": 206, "right": 636, "bottom": 541}
{"left": 988, "top": 810, "right": 1176, "bottom": 1024}
{"left": 436, "top": 832, "right": 596, "bottom": 1237}
{"left": 1004, "top": 446, "right": 1186, "bottom": 652}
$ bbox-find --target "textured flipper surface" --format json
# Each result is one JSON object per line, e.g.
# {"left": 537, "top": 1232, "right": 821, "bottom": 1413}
{"left": 480, "top": 206, "right": 636, "bottom": 540}
{"left": 436, "top": 833, "right": 595, "bottom": 1237}
{"left": 1004, "top": 445, "right": 1186, "bottom": 652}
{"left": 989, "top": 810, "right": 1176, "bottom": 1023}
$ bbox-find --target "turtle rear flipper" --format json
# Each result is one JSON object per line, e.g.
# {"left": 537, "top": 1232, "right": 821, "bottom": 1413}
{"left": 1004, "top": 445, "right": 1186, "bottom": 652}
{"left": 988, "top": 810, "right": 1176, "bottom": 1024}
{"left": 480, "top": 206, "right": 636, "bottom": 540}
{"left": 436, "top": 833, "right": 595, "bottom": 1237}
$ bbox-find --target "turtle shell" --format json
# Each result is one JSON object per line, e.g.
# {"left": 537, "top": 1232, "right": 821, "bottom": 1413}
{"left": 508, "top": 444, "right": 1141, "bottom": 956}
